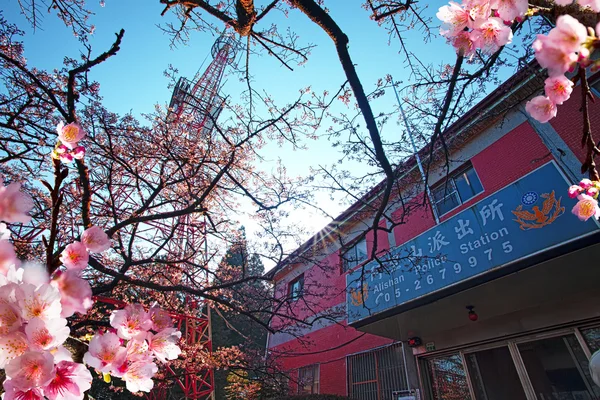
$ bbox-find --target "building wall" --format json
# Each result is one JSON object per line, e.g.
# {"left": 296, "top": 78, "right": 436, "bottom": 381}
{"left": 268, "top": 82, "right": 596, "bottom": 397}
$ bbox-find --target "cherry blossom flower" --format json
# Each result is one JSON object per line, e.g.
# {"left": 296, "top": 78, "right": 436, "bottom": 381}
{"left": 471, "top": 17, "right": 513, "bottom": 54}
{"left": 83, "top": 331, "right": 127, "bottom": 373}
{"left": 533, "top": 35, "right": 578, "bottom": 76}
{"left": 55, "top": 145, "right": 68, "bottom": 155}
{"left": 147, "top": 328, "right": 182, "bottom": 363}
{"left": 25, "top": 317, "right": 70, "bottom": 351}
{"left": 43, "top": 361, "right": 93, "bottom": 400}
{"left": 490, "top": 0, "right": 528, "bottom": 22}
{"left": 0, "top": 331, "right": 28, "bottom": 368}
{"left": 110, "top": 304, "right": 153, "bottom": 340}
{"left": 554, "top": 0, "right": 573, "bottom": 4}
{"left": 20, "top": 263, "right": 50, "bottom": 288}
{"left": 72, "top": 146, "right": 86, "bottom": 160}
{"left": 149, "top": 306, "right": 172, "bottom": 332}
{"left": 568, "top": 185, "right": 583, "bottom": 198}
{"left": 5, "top": 351, "right": 55, "bottom": 390}
{"left": 0, "top": 180, "right": 34, "bottom": 224}
{"left": 17, "top": 283, "right": 62, "bottom": 322}
{"left": 437, "top": 2, "right": 470, "bottom": 37}
{"left": 525, "top": 96, "right": 557, "bottom": 123}
{"left": 572, "top": 193, "right": 600, "bottom": 221}
{"left": 81, "top": 226, "right": 111, "bottom": 253}
{"left": 51, "top": 270, "right": 93, "bottom": 318}
{"left": 60, "top": 152, "right": 74, "bottom": 163}
{"left": 0, "top": 299, "right": 22, "bottom": 334}
{"left": 56, "top": 122, "right": 86, "bottom": 150}
{"left": 122, "top": 361, "right": 158, "bottom": 393}
{"left": 547, "top": 15, "right": 587, "bottom": 53}
{"left": 587, "top": 187, "right": 599, "bottom": 197}
{"left": 125, "top": 338, "right": 152, "bottom": 363}
{"left": 450, "top": 31, "right": 478, "bottom": 58}
{"left": 52, "top": 346, "right": 74, "bottom": 363}
{"left": 544, "top": 75, "right": 573, "bottom": 105}
{"left": 463, "top": 0, "right": 491, "bottom": 23}
{"left": 579, "top": 178, "right": 593, "bottom": 189}
{"left": 59, "top": 242, "right": 89, "bottom": 271}
{"left": 0, "top": 239, "right": 18, "bottom": 275}
{"left": 2, "top": 379, "right": 44, "bottom": 400}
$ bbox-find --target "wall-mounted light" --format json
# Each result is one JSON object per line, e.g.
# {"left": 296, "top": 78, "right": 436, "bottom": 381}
{"left": 407, "top": 337, "right": 422, "bottom": 347}
{"left": 466, "top": 305, "right": 478, "bottom": 322}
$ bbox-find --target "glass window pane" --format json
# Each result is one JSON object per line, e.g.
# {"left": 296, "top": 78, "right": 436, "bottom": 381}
{"left": 455, "top": 167, "right": 483, "bottom": 202}
{"left": 436, "top": 192, "right": 461, "bottom": 215}
{"left": 565, "top": 335, "right": 600, "bottom": 398}
{"left": 465, "top": 347, "right": 527, "bottom": 400}
{"left": 433, "top": 181, "right": 456, "bottom": 202}
{"left": 582, "top": 327, "right": 600, "bottom": 354}
{"left": 344, "top": 239, "right": 368, "bottom": 271}
{"left": 518, "top": 335, "right": 598, "bottom": 400}
{"left": 299, "top": 364, "right": 319, "bottom": 394}
{"left": 427, "top": 354, "right": 473, "bottom": 400}
{"left": 355, "top": 239, "right": 368, "bottom": 264}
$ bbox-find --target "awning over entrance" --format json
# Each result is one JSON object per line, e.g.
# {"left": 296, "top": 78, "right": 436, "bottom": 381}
{"left": 355, "top": 241, "right": 600, "bottom": 349}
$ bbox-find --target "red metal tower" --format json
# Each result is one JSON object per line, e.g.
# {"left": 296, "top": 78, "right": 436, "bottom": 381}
{"left": 151, "top": 31, "right": 239, "bottom": 400}
{"left": 169, "top": 33, "right": 238, "bottom": 135}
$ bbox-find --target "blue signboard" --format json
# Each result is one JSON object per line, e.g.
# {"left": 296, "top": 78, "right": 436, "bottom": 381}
{"left": 346, "top": 162, "right": 599, "bottom": 324}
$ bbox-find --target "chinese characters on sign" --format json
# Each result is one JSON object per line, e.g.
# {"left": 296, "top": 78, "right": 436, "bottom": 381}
{"left": 347, "top": 163, "right": 599, "bottom": 324}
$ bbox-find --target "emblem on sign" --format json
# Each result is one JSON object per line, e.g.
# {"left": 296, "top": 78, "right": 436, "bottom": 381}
{"left": 511, "top": 190, "right": 564, "bottom": 230}
{"left": 350, "top": 283, "right": 368, "bottom": 306}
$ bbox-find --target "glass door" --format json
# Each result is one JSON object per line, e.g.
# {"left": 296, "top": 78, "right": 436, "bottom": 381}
{"left": 421, "top": 330, "right": 600, "bottom": 400}
{"left": 518, "top": 334, "right": 600, "bottom": 400}
{"left": 465, "top": 346, "right": 528, "bottom": 400}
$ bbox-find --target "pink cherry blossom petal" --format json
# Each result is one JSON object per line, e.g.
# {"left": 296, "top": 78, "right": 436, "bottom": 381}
{"left": 51, "top": 270, "right": 93, "bottom": 318}
{"left": 57, "top": 122, "right": 86, "bottom": 150}
{"left": 572, "top": 194, "right": 600, "bottom": 221}
{"left": 110, "top": 304, "right": 153, "bottom": 340}
{"left": 81, "top": 226, "right": 111, "bottom": 253}
{"left": 59, "top": 241, "right": 89, "bottom": 271}
{"left": 5, "top": 351, "right": 55, "bottom": 390}
{"left": 0, "top": 181, "right": 34, "bottom": 224}
{"left": 43, "top": 361, "right": 93, "bottom": 400}
{"left": 544, "top": 75, "right": 573, "bottom": 105}
{"left": 525, "top": 95, "right": 557, "bottom": 123}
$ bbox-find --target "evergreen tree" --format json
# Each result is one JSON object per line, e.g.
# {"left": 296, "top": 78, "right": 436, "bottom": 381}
{"left": 212, "top": 228, "right": 268, "bottom": 399}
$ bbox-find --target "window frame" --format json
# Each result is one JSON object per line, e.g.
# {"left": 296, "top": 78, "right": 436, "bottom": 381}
{"left": 347, "top": 342, "right": 408, "bottom": 399}
{"left": 298, "top": 364, "right": 320, "bottom": 395}
{"left": 341, "top": 236, "right": 369, "bottom": 273}
{"left": 288, "top": 274, "right": 304, "bottom": 301}
{"left": 417, "top": 323, "right": 600, "bottom": 400}
{"left": 431, "top": 162, "right": 483, "bottom": 217}
{"left": 591, "top": 78, "right": 600, "bottom": 97}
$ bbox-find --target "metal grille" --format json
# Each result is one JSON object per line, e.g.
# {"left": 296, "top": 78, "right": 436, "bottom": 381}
{"left": 348, "top": 342, "right": 408, "bottom": 400}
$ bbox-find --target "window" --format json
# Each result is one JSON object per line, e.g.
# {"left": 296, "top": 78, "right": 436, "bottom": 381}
{"left": 348, "top": 343, "right": 408, "bottom": 400}
{"left": 298, "top": 364, "right": 319, "bottom": 394}
{"left": 425, "top": 354, "right": 473, "bottom": 400}
{"left": 342, "top": 238, "right": 368, "bottom": 272}
{"left": 422, "top": 332, "right": 600, "bottom": 400}
{"left": 432, "top": 163, "right": 483, "bottom": 216}
{"left": 288, "top": 274, "right": 304, "bottom": 300}
{"left": 591, "top": 79, "right": 600, "bottom": 97}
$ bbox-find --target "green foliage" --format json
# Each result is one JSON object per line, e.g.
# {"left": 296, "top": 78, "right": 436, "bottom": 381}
{"left": 213, "top": 227, "right": 268, "bottom": 400}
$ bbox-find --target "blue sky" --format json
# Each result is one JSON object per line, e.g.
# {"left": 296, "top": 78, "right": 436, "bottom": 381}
{"left": 3, "top": 0, "right": 468, "bottom": 257}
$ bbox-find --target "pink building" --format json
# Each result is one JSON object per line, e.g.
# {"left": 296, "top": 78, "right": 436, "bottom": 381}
{"left": 266, "top": 67, "right": 600, "bottom": 400}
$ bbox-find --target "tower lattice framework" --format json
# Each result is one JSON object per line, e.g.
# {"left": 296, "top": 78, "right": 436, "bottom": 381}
{"left": 152, "top": 31, "right": 239, "bottom": 400}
